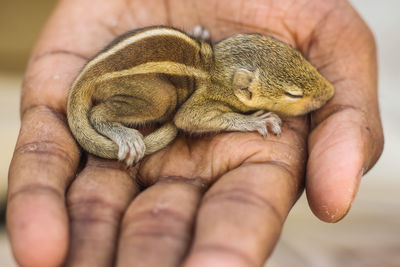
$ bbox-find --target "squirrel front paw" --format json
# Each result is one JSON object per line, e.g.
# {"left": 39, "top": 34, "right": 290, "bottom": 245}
{"left": 247, "top": 111, "right": 282, "bottom": 136}
{"left": 114, "top": 129, "right": 146, "bottom": 166}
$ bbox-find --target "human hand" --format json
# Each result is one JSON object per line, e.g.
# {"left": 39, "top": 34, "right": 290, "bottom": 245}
{"left": 7, "top": 0, "right": 383, "bottom": 266}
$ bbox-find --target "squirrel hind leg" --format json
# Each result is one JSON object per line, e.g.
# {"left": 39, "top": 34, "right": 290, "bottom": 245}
{"left": 89, "top": 84, "right": 177, "bottom": 165}
{"left": 90, "top": 109, "right": 146, "bottom": 166}
{"left": 89, "top": 102, "right": 151, "bottom": 166}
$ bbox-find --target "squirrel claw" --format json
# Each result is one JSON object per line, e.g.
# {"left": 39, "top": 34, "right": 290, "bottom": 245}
{"left": 115, "top": 130, "right": 146, "bottom": 167}
{"left": 250, "top": 110, "right": 282, "bottom": 137}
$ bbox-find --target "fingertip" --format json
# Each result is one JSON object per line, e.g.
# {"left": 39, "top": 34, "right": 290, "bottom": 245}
{"left": 306, "top": 158, "right": 363, "bottom": 223}
{"left": 7, "top": 195, "right": 68, "bottom": 267}
{"left": 307, "top": 188, "right": 356, "bottom": 223}
{"left": 306, "top": 128, "right": 364, "bottom": 223}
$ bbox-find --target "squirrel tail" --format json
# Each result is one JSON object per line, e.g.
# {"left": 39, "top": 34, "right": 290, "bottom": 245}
{"left": 67, "top": 81, "right": 119, "bottom": 159}
{"left": 143, "top": 122, "right": 178, "bottom": 155}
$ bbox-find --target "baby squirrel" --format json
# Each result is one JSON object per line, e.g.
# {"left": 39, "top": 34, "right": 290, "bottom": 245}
{"left": 67, "top": 26, "right": 334, "bottom": 166}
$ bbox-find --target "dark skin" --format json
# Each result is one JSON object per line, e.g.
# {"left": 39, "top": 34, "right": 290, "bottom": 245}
{"left": 7, "top": 0, "right": 383, "bottom": 266}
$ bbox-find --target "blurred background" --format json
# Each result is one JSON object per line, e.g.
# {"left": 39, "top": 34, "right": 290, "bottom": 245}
{"left": 0, "top": 0, "right": 399, "bottom": 266}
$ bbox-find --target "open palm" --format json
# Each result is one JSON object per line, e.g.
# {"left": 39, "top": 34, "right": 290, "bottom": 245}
{"left": 7, "top": 0, "right": 383, "bottom": 266}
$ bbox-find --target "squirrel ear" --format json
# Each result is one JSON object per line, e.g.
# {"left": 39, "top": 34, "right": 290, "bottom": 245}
{"left": 233, "top": 69, "right": 255, "bottom": 101}
{"left": 233, "top": 69, "right": 255, "bottom": 88}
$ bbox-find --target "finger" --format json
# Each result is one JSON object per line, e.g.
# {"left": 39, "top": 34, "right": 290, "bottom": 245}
{"left": 305, "top": 4, "right": 383, "bottom": 222}
{"left": 7, "top": 107, "right": 80, "bottom": 267}
{"left": 184, "top": 164, "right": 302, "bottom": 267}
{"left": 184, "top": 132, "right": 306, "bottom": 267}
{"left": 307, "top": 102, "right": 383, "bottom": 222}
{"left": 116, "top": 178, "right": 204, "bottom": 267}
{"left": 64, "top": 157, "right": 138, "bottom": 267}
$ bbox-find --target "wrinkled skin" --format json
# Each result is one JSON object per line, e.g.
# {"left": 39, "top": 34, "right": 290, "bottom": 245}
{"left": 7, "top": 0, "right": 383, "bottom": 266}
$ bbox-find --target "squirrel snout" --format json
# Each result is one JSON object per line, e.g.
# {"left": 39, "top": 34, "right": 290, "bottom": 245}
{"left": 321, "top": 81, "right": 335, "bottom": 100}
{"left": 310, "top": 86, "right": 334, "bottom": 110}
{"left": 313, "top": 82, "right": 335, "bottom": 102}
